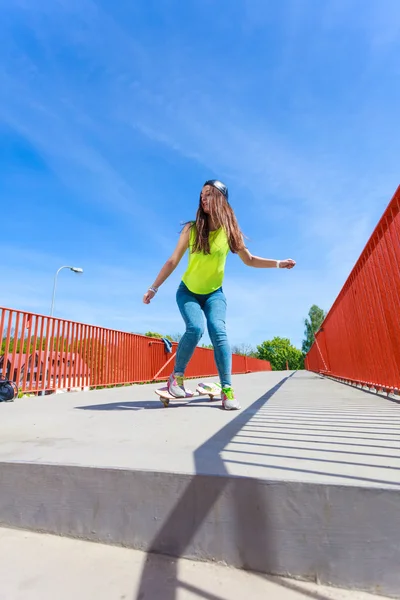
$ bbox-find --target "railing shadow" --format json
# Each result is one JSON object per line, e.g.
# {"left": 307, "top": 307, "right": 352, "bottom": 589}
{"left": 134, "top": 373, "right": 305, "bottom": 600}
{"left": 133, "top": 369, "right": 400, "bottom": 598}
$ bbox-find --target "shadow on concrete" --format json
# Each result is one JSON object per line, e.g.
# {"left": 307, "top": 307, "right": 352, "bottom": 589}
{"left": 135, "top": 554, "right": 340, "bottom": 600}
{"left": 227, "top": 394, "right": 400, "bottom": 486}
{"left": 240, "top": 431, "right": 400, "bottom": 444}
{"left": 133, "top": 369, "right": 400, "bottom": 598}
{"left": 134, "top": 373, "right": 337, "bottom": 600}
{"left": 232, "top": 439, "right": 400, "bottom": 461}
{"left": 75, "top": 398, "right": 217, "bottom": 411}
{"left": 76, "top": 400, "right": 159, "bottom": 411}
{"left": 224, "top": 457, "right": 400, "bottom": 487}
{"left": 324, "top": 377, "right": 400, "bottom": 406}
{"left": 226, "top": 447, "right": 400, "bottom": 473}
{"left": 257, "top": 574, "right": 351, "bottom": 600}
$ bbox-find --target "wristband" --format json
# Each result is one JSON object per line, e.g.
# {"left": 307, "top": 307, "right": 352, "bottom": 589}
{"left": 149, "top": 286, "right": 158, "bottom": 294}
{"left": 276, "top": 260, "right": 281, "bottom": 268}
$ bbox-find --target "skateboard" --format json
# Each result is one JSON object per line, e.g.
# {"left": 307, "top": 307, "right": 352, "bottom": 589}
{"left": 196, "top": 381, "right": 221, "bottom": 400}
{"left": 155, "top": 386, "right": 199, "bottom": 408}
{"left": 155, "top": 381, "right": 221, "bottom": 407}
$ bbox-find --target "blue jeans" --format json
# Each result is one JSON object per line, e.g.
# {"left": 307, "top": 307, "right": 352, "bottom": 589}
{"left": 174, "top": 281, "right": 232, "bottom": 388}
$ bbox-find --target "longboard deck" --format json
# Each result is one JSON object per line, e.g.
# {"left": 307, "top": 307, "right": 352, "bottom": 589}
{"left": 155, "top": 382, "right": 221, "bottom": 407}
{"left": 197, "top": 382, "right": 221, "bottom": 396}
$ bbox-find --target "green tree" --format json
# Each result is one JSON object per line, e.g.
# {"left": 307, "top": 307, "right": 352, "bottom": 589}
{"left": 71, "top": 337, "right": 107, "bottom": 386}
{"left": 256, "top": 336, "right": 304, "bottom": 370}
{"left": 1, "top": 337, "right": 14, "bottom": 353}
{"left": 302, "top": 305, "right": 326, "bottom": 354}
{"left": 1, "top": 336, "right": 62, "bottom": 354}
{"left": 144, "top": 331, "right": 173, "bottom": 341}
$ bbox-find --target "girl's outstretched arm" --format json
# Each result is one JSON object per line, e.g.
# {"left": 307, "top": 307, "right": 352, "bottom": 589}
{"left": 238, "top": 247, "right": 296, "bottom": 269}
{"left": 143, "top": 224, "right": 191, "bottom": 304}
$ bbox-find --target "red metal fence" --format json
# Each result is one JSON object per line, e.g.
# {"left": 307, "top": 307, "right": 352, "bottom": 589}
{"left": 305, "top": 186, "right": 400, "bottom": 394}
{"left": 0, "top": 307, "right": 271, "bottom": 394}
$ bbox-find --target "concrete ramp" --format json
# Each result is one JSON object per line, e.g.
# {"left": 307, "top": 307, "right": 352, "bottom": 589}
{"left": 1, "top": 371, "right": 399, "bottom": 597}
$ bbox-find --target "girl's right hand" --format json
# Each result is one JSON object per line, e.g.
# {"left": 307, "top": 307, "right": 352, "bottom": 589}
{"left": 143, "top": 289, "right": 156, "bottom": 304}
{"left": 279, "top": 258, "right": 296, "bottom": 269}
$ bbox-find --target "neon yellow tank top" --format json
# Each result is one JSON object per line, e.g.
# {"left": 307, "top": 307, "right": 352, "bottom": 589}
{"left": 182, "top": 225, "right": 230, "bottom": 294}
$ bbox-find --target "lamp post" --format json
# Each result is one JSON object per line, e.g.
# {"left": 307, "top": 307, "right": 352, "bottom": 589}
{"left": 41, "top": 266, "right": 84, "bottom": 396}
{"left": 50, "top": 266, "right": 84, "bottom": 317}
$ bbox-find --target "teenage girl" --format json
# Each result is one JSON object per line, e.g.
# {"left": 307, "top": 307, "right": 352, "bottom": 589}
{"left": 143, "top": 179, "right": 296, "bottom": 409}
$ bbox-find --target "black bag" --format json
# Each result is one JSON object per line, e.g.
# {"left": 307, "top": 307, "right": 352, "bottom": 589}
{"left": 0, "top": 376, "right": 18, "bottom": 402}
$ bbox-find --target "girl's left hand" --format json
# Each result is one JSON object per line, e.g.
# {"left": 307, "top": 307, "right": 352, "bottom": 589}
{"left": 279, "top": 259, "right": 296, "bottom": 269}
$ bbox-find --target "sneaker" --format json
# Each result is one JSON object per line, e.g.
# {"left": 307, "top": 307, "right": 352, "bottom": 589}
{"left": 221, "top": 386, "right": 241, "bottom": 410}
{"left": 167, "top": 373, "right": 186, "bottom": 398}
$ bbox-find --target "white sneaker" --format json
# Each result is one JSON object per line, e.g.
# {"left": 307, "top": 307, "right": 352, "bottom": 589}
{"left": 167, "top": 373, "right": 186, "bottom": 398}
{"left": 221, "top": 386, "right": 241, "bottom": 410}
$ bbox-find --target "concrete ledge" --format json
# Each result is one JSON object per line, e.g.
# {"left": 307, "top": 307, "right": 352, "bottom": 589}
{"left": 1, "top": 461, "right": 399, "bottom": 598}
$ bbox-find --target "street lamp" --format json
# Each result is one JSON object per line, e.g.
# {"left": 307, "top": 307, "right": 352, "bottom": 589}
{"left": 41, "top": 266, "right": 84, "bottom": 395}
{"left": 50, "top": 266, "right": 84, "bottom": 317}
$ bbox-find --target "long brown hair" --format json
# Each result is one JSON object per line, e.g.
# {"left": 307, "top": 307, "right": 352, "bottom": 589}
{"left": 189, "top": 186, "right": 245, "bottom": 254}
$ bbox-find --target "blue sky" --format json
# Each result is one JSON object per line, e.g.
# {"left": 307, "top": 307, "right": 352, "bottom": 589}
{"left": 1, "top": 0, "right": 399, "bottom": 350}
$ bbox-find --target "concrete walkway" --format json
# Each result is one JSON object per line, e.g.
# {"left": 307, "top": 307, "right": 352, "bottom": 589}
{"left": 0, "top": 527, "right": 388, "bottom": 600}
{"left": 2, "top": 371, "right": 400, "bottom": 597}
{"left": 1, "top": 370, "right": 399, "bottom": 488}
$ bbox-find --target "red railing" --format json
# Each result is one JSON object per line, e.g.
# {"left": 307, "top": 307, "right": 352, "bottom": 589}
{"left": 0, "top": 307, "right": 271, "bottom": 394}
{"left": 305, "top": 186, "right": 400, "bottom": 394}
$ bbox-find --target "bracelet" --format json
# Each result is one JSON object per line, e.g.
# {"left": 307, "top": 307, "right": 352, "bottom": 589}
{"left": 149, "top": 286, "right": 158, "bottom": 294}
